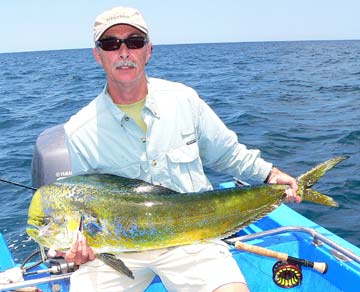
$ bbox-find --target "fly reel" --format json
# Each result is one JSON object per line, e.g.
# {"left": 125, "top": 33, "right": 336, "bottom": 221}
{"left": 272, "top": 261, "right": 302, "bottom": 288}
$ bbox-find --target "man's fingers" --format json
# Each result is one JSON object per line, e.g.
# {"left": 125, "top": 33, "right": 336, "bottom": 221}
{"left": 267, "top": 167, "right": 301, "bottom": 203}
{"left": 64, "top": 235, "right": 95, "bottom": 265}
{"left": 88, "top": 247, "right": 96, "bottom": 261}
{"left": 285, "top": 187, "right": 302, "bottom": 203}
{"left": 70, "top": 239, "right": 79, "bottom": 253}
{"left": 79, "top": 235, "right": 91, "bottom": 263}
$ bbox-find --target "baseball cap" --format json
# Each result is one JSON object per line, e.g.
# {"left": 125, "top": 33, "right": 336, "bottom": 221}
{"left": 93, "top": 7, "right": 149, "bottom": 42}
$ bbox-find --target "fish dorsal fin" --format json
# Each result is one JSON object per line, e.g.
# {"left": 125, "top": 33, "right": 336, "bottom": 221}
{"left": 221, "top": 201, "right": 282, "bottom": 239}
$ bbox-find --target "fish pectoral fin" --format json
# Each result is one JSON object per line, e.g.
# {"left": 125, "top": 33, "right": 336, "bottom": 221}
{"left": 96, "top": 253, "right": 134, "bottom": 279}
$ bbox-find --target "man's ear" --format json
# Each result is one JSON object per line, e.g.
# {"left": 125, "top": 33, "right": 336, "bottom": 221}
{"left": 145, "top": 42, "right": 152, "bottom": 65}
{"left": 93, "top": 47, "right": 103, "bottom": 66}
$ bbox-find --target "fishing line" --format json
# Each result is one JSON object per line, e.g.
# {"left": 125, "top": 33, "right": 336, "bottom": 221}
{"left": 0, "top": 177, "right": 37, "bottom": 191}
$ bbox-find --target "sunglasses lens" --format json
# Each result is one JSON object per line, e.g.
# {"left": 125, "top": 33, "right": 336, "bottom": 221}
{"left": 97, "top": 37, "right": 147, "bottom": 51}
{"left": 124, "top": 37, "right": 146, "bottom": 49}
{"left": 97, "top": 38, "right": 120, "bottom": 51}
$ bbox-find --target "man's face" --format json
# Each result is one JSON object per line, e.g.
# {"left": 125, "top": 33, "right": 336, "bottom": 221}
{"left": 93, "top": 24, "right": 152, "bottom": 86}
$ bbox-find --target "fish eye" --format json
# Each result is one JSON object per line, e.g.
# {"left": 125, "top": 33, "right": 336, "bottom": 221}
{"left": 42, "top": 217, "right": 50, "bottom": 225}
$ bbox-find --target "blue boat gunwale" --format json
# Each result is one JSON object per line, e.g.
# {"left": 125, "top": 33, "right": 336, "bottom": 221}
{"left": 229, "top": 204, "right": 360, "bottom": 291}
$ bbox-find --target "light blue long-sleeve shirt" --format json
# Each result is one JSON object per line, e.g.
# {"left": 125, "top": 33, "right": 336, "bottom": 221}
{"left": 64, "top": 77, "right": 272, "bottom": 193}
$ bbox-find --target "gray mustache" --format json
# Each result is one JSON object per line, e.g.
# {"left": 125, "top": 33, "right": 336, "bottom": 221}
{"left": 114, "top": 61, "right": 137, "bottom": 69}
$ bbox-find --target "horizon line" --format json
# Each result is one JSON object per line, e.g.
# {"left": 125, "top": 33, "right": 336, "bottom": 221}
{"left": 1, "top": 37, "right": 359, "bottom": 55}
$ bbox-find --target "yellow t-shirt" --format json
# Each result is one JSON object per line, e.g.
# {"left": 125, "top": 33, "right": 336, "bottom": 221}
{"left": 116, "top": 97, "right": 147, "bottom": 133}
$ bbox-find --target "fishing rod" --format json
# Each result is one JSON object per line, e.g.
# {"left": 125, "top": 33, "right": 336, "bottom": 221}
{"left": 233, "top": 240, "right": 328, "bottom": 288}
{"left": 0, "top": 178, "right": 37, "bottom": 191}
{"left": 234, "top": 240, "right": 328, "bottom": 273}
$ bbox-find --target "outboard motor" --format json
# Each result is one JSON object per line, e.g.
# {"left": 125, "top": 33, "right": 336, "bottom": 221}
{"left": 32, "top": 124, "right": 72, "bottom": 188}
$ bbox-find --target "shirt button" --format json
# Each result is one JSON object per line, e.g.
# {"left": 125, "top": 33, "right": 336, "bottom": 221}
{"left": 141, "top": 137, "right": 147, "bottom": 143}
{"left": 152, "top": 160, "right": 157, "bottom": 166}
{"left": 124, "top": 116, "right": 130, "bottom": 121}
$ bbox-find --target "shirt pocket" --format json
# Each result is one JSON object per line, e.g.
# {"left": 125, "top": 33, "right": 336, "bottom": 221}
{"left": 166, "top": 139, "right": 209, "bottom": 192}
{"left": 166, "top": 142, "right": 199, "bottom": 163}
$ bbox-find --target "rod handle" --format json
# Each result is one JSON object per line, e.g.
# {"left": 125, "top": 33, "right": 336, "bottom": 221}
{"left": 235, "top": 240, "right": 288, "bottom": 261}
{"left": 312, "top": 261, "right": 328, "bottom": 274}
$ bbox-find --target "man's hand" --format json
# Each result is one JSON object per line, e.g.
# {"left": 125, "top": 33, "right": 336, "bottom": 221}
{"left": 266, "top": 167, "right": 301, "bottom": 203}
{"left": 48, "top": 233, "right": 96, "bottom": 265}
{"left": 65, "top": 233, "right": 96, "bottom": 265}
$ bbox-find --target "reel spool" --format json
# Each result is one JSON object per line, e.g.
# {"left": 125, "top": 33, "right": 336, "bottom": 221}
{"left": 272, "top": 261, "right": 303, "bottom": 288}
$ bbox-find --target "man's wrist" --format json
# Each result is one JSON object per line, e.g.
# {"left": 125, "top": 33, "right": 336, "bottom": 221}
{"left": 264, "top": 168, "right": 273, "bottom": 184}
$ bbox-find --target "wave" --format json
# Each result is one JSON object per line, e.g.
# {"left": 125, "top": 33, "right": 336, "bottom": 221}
{"left": 318, "top": 85, "right": 360, "bottom": 93}
{"left": 338, "top": 130, "right": 360, "bottom": 145}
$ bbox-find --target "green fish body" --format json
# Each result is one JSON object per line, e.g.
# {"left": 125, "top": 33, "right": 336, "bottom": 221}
{"left": 27, "top": 156, "right": 346, "bottom": 254}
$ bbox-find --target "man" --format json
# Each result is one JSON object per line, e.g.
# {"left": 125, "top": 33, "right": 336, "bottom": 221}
{"left": 61, "top": 6, "right": 300, "bottom": 292}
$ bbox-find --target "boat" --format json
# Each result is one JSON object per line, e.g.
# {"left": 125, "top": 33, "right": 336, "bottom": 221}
{"left": 1, "top": 201, "right": 360, "bottom": 291}
{"left": 1, "top": 125, "right": 359, "bottom": 291}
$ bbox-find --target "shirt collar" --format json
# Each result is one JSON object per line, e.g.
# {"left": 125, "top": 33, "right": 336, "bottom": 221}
{"left": 101, "top": 84, "right": 126, "bottom": 119}
{"left": 101, "top": 82, "right": 160, "bottom": 119}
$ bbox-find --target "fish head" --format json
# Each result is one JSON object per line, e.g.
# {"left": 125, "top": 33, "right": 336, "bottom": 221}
{"left": 27, "top": 212, "right": 82, "bottom": 251}
{"left": 27, "top": 188, "right": 82, "bottom": 250}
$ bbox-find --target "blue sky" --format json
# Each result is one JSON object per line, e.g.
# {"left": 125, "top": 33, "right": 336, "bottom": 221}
{"left": 1, "top": 0, "right": 359, "bottom": 53}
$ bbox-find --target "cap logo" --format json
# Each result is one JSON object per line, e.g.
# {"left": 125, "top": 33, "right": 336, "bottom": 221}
{"left": 107, "top": 14, "right": 131, "bottom": 21}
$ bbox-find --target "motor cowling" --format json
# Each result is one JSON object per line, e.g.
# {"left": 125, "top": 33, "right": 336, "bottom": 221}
{"left": 31, "top": 124, "right": 72, "bottom": 188}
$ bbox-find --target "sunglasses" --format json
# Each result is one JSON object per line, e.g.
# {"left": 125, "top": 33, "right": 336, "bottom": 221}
{"left": 96, "top": 36, "right": 148, "bottom": 51}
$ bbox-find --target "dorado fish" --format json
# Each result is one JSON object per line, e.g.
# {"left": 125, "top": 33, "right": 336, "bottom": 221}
{"left": 27, "top": 156, "right": 347, "bottom": 277}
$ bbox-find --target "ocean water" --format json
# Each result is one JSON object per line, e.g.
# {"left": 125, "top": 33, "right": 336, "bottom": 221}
{"left": 0, "top": 40, "right": 359, "bottom": 262}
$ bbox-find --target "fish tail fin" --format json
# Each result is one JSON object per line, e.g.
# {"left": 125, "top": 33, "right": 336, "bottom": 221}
{"left": 302, "top": 189, "right": 339, "bottom": 207}
{"left": 296, "top": 156, "right": 349, "bottom": 207}
{"left": 96, "top": 253, "right": 134, "bottom": 279}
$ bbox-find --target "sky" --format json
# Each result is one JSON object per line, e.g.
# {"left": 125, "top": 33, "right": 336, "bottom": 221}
{"left": 0, "top": 0, "right": 359, "bottom": 53}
